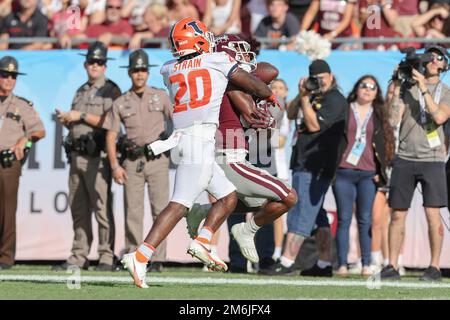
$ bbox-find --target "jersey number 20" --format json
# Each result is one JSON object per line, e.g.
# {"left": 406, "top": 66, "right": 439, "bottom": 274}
{"left": 169, "top": 69, "right": 212, "bottom": 113}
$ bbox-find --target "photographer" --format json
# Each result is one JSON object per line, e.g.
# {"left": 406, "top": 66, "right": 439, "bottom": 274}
{"left": 264, "top": 60, "right": 348, "bottom": 276}
{"left": 381, "top": 45, "right": 450, "bottom": 282}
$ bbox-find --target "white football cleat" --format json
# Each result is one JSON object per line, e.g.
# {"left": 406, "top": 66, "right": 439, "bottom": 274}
{"left": 187, "top": 239, "right": 228, "bottom": 272}
{"left": 186, "top": 204, "right": 209, "bottom": 239}
{"left": 231, "top": 222, "right": 259, "bottom": 264}
{"left": 121, "top": 252, "right": 149, "bottom": 289}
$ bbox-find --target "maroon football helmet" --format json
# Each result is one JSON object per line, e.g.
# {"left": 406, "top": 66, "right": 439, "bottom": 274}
{"left": 215, "top": 33, "right": 257, "bottom": 72}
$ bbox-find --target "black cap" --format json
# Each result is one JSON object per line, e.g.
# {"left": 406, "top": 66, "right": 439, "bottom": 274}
{"left": 121, "top": 49, "right": 158, "bottom": 70}
{"left": 425, "top": 45, "right": 449, "bottom": 60}
{"left": 79, "top": 41, "right": 114, "bottom": 61}
{"left": 0, "top": 56, "right": 26, "bottom": 75}
{"left": 309, "top": 59, "right": 331, "bottom": 76}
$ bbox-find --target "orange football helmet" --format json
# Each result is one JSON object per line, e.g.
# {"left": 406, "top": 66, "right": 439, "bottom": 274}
{"left": 169, "top": 18, "right": 215, "bottom": 58}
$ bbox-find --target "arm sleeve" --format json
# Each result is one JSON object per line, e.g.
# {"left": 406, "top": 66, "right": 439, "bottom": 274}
{"left": 102, "top": 101, "right": 122, "bottom": 132}
{"left": 22, "top": 104, "right": 45, "bottom": 135}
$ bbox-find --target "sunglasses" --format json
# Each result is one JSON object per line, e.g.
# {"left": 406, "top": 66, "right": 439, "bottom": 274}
{"left": 431, "top": 54, "right": 445, "bottom": 62}
{"left": 87, "top": 59, "right": 106, "bottom": 66}
{"left": 106, "top": 5, "right": 122, "bottom": 9}
{"left": 0, "top": 72, "right": 17, "bottom": 79}
{"left": 359, "top": 82, "right": 377, "bottom": 91}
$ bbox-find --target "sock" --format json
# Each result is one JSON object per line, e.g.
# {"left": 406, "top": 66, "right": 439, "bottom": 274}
{"left": 280, "top": 256, "right": 294, "bottom": 268}
{"left": 244, "top": 217, "right": 260, "bottom": 234}
{"left": 196, "top": 226, "right": 213, "bottom": 249}
{"left": 135, "top": 242, "right": 155, "bottom": 264}
{"left": 398, "top": 254, "right": 404, "bottom": 267}
{"left": 371, "top": 251, "right": 382, "bottom": 266}
{"left": 272, "top": 247, "right": 282, "bottom": 260}
{"left": 317, "top": 260, "right": 331, "bottom": 269}
{"left": 383, "top": 258, "right": 389, "bottom": 267}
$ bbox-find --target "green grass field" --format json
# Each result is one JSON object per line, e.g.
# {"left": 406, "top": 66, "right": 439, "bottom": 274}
{"left": 1, "top": 265, "right": 450, "bottom": 300}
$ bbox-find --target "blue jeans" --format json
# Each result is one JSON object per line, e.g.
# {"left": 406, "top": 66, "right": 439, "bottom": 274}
{"left": 333, "top": 168, "right": 376, "bottom": 267}
{"left": 286, "top": 170, "right": 331, "bottom": 237}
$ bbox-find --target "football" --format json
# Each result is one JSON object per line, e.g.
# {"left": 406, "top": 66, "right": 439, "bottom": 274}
{"left": 252, "top": 62, "right": 279, "bottom": 84}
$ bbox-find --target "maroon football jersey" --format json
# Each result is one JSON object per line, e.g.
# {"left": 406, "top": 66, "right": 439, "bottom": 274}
{"left": 216, "top": 85, "right": 248, "bottom": 150}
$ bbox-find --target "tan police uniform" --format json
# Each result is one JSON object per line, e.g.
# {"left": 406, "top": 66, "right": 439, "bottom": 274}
{"left": 65, "top": 74, "right": 121, "bottom": 269}
{"left": 104, "top": 85, "right": 172, "bottom": 263}
{"left": 0, "top": 94, "right": 45, "bottom": 266}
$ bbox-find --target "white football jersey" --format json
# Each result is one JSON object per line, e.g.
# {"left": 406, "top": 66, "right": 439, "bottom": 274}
{"left": 161, "top": 51, "right": 238, "bottom": 129}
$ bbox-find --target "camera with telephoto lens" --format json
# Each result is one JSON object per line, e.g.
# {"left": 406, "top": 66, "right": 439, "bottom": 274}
{"left": 304, "top": 75, "right": 322, "bottom": 94}
{"left": 395, "top": 47, "right": 433, "bottom": 87}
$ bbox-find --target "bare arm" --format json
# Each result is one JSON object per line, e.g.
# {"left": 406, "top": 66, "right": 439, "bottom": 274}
{"left": 301, "top": 0, "right": 320, "bottom": 31}
{"left": 229, "top": 68, "right": 273, "bottom": 100}
{"left": 220, "top": 0, "right": 241, "bottom": 33}
{"left": 121, "top": 0, "right": 136, "bottom": 18}
{"left": 301, "top": 96, "right": 320, "bottom": 132}
{"left": 388, "top": 83, "right": 405, "bottom": 127}
{"left": 107, "top": 130, "right": 128, "bottom": 185}
{"left": 202, "top": 0, "right": 213, "bottom": 27}
{"left": 0, "top": 33, "right": 9, "bottom": 50}
{"left": 324, "top": 2, "right": 354, "bottom": 38}
{"left": 412, "top": 7, "right": 448, "bottom": 37}
{"left": 380, "top": 1, "right": 398, "bottom": 27}
{"left": 287, "top": 94, "right": 301, "bottom": 120}
{"left": 227, "top": 89, "right": 255, "bottom": 124}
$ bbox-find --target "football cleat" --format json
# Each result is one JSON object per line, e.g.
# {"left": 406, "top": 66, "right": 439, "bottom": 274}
{"left": 121, "top": 252, "right": 149, "bottom": 289}
{"left": 231, "top": 222, "right": 259, "bottom": 264}
{"left": 187, "top": 239, "right": 228, "bottom": 272}
{"left": 186, "top": 204, "right": 209, "bottom": 239}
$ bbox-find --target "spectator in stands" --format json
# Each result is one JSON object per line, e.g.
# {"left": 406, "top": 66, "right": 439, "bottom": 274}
{"left": 287, "top": 0, "right": 311, "bottom": 23}
{"left": 254, "top": 0, "right": 300, "bottom": 49}
{"left": 391, "top": 0, "right": 421, "bottom": 48}
{"left": 82, "top": 0, "right": 106, "bottom": 24}
{"left": 412, "top": 3, "right": 449, "bottom": 47}
{"left": 380, "top": 45, "right": 450, "bottom": 282}
{"left": 300, "top": 0, "right": 357, "bottom": 49}
{"left": 0, "top": 0, "right": 49, "bottom": 50}
{"left": 203, "top": 0, "right": 241, "bottom": 34}
{"left": 121, "top": 0, "right": 164, "bottom": 32}
{"left": 0, "top": 0, "right": 12, "bottom": 17}
{"left": 246, "top": 0, "right": 267, "bottom": 33}
{"left": 51, "top": 0, "right": 88, "bottom": 48}
{"left": 359, "top": 0, "right": 399, "bottom": 50}
{"left": 167, "top": 0, "right": 199, "bottom": 26}
{"left": 84, "top": 0, "right": 134, "bottom": 47}
{"left": 333, "top": 75, "right": 394, "bottom": 277}
{"left": 128, "top": 3, "right": 170, "bottom": 49}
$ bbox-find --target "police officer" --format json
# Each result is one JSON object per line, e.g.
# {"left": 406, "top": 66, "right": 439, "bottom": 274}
{"left": 54, "top": 41, "right": 121, "bottom": 272}
{"left": 0, "top": 56, "right": 45, "bottom": 269}
{"left": 104, "top": 49, "right": 172, "bottom": 272}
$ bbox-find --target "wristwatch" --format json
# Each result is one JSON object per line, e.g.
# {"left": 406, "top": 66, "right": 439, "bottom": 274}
{"left": 80, "top": 112, "right": 87, "bottom": 122}
{"left": 421, "top": 89, "right": 430, "bottom": 96}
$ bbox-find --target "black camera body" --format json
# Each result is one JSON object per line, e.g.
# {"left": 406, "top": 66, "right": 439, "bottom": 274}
{"left": 304, "top": 76, "right": 322, "bottom": 94}
{"left": 396, "top": 47, "right": 433, "bottom": 87}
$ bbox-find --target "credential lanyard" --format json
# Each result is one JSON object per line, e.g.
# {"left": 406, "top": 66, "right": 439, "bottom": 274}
{"left": 419, "top": 82, "right": 442, "bottom": 124}
{"left": 351, "top": 102, "right": 373, "bottom": 143}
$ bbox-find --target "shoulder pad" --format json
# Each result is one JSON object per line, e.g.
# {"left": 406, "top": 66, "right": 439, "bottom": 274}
{"left": 15, "top": 95, "right": 33, "bottom": 107}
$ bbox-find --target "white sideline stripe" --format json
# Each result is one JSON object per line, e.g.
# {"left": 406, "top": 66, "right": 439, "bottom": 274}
{"left": 1, "top": 275, "right": 450, "bottom": 289}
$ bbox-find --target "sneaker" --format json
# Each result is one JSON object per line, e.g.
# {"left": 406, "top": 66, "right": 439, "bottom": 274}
{"left": 230, "top": 222, "right": 259, "bottom": 264}
{"left": 399, "top": 265, "right": 406, "bottom": 277}
{"left": 147, "top": 261, "right": 163, "bottom": 273}
{"left": 186, "top": 204, "right": 208, "bottom": 239}
{"left": 121, "top": 252, "right": 149, "bottom": 289}
{"left": 187, "top": 239, "right": 228, "bottom": 272}
{"left": 300, "top": 264, "right": 333, "bottom": 277}
{"left": 420, "top": 266, "right": 441, "bottom": 282}
{"left": 348, "top": 262, "right": 362, "bottom": 275}
{"left": 52, "top": 260, "right": 89, "bottom": 271}
{"left": 258, "top": 262, "right": 297, "bottom": 276}
{"left": 361, "top": 266, "right": 373, "bottom": 277}
{"left": 379, "top": 264, "right": 401, "bottom": 280}
{"left": 369, "top": 264, "right": 382, "bottom": 275}
{"left": 336, "top": 266, "right": 348, "bottom": 276}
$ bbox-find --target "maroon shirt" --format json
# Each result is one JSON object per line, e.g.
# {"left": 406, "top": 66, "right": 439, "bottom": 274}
{"left": 339, "top": 107, "right": 376, "bottom": 171}
{"left": 216, "top": 87, "right": 248, "bottom": 150}
{"left": 86, "top": 19, "right": 134, "bottom": 38}
{"left": 317, "top": 0, "right": 356, "bottom": 38}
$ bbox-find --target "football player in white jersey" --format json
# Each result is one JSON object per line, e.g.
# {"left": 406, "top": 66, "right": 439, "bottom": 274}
{"left": 121, "top": 18, "right": 278, "bottom": 288}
